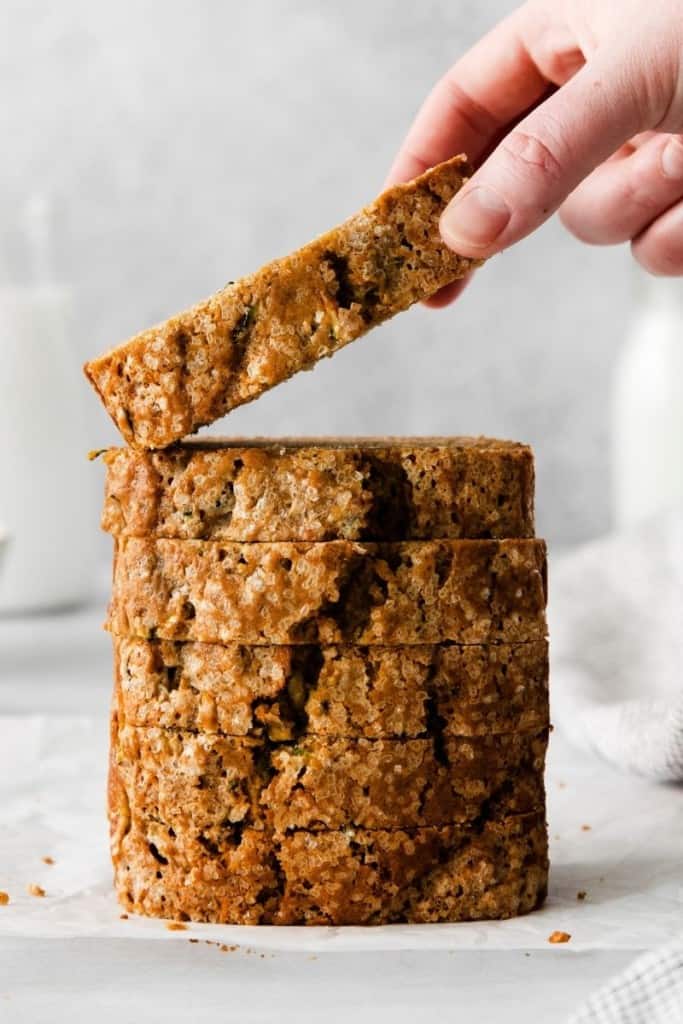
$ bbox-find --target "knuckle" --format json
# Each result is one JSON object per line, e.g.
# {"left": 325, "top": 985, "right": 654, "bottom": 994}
{"left": 534, "top": 45, "right": 585, "bottom": 86}
{"left": 401, "top": 146, "right": 432, "bottom": 176}
{"left": 442, "top": 76, "right": 499, "bottom": 143}
{"left": 499, "top": 127, "right": 565, "bottom": 188}
{"left": 633, "top": 30, "right": 683, "bottom": 129}
{"left": 639, "top": 49, "right": 682, "bottom": 130}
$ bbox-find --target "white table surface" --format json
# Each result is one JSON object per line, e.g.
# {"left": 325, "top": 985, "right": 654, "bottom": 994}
{"left": 0, "top": 603, "right": 678, "bottom": 1024}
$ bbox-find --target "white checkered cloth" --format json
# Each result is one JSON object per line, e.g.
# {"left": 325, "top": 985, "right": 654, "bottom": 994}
{"left": 550, "top": 513, "right": 683, "bottom": 782}
{"left": 568, "top": 936, "right": 683, "bottom": 1023}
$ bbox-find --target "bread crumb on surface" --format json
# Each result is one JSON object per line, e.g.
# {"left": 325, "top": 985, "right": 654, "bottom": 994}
{"left": 577, "top": 891, "right": 587, "bottom": 901}
{"left": 119, "top": 913, "right": 128, "bottom": 920}
{"left": 27, "top": 884, "right": 45, "bottom": 898}
{"left": 166, "top": 922, "right": 187, "bottom": 931}
{"left": 581, "top": 824, "right": 591, "bottom": 831}
{"left": 548, "top": 931, "right": 571, "bottom": 944}
{"left": 0, "top": 892, "right": 9, "bottom": 906}
{"left": 42, "top": 856, "right": 55, "bottom": 865}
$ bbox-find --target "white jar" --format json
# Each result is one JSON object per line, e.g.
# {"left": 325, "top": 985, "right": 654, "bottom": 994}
{"left": 612, "top": 273, "right": 683, "bottom": 531}
{"left": 0, "top": 285, "right": 99, "bottom": 612}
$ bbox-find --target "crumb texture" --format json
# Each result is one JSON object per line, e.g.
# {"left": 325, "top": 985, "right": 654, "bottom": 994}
{"left": 84, "top": 157, "right": 479, "bottom": 448}
{"left": 101, "top": 437, "right": 535, "bottom": 541}
{"left": 108, "top": 538, "right": 548, "bottom": 645}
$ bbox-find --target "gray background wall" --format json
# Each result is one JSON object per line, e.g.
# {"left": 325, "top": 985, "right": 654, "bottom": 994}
{"left": 1, "top": 0, "right": 635, "bottom": 555}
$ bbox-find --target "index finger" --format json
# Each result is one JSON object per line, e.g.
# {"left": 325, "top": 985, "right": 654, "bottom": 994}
{"left": 386, "top": 5, "right": 552, "bottom": 185}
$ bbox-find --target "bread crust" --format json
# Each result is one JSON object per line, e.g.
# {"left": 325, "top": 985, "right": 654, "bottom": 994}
{"left": 101, "top": 437, "right": 535, "bottom": 541}
{"left": 108, "top": 538, "right": 548, "bottom": 645}
{"left": 84, "top": 157, "right": 479, "bottom": 448}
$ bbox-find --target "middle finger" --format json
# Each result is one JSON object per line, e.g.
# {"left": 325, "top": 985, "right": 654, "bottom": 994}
{"left": 559, "top": 133, "right": 683, "bottom": 245}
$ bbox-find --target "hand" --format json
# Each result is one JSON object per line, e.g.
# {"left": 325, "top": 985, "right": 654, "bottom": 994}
{"left": 387, "top": 0, "right": 683, "bottom": 306}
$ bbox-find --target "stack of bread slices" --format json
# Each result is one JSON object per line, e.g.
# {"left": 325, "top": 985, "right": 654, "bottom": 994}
{"left": 86, "top": 157, "right": 549, "bottom": 926}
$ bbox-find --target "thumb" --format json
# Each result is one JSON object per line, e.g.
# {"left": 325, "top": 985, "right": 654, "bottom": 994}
{"left": 440, "top": 58, "right": 646, "bottom": 257}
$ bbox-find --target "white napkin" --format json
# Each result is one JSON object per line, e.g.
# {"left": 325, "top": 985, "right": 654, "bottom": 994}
{"left": 550, "top": 515, "right": 683, "bottom": 1020}
{"left": 568, "top": 935, "right": 683, "bottom": 1023}
{"left": 549, "top": 513, "right": 683, "bottom": 781}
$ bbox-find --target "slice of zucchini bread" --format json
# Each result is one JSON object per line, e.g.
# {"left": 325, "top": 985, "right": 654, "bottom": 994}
{"left": 85, "top": 156, "right": 479, "bottom": 448}
{"left": 108, "top": 538, "right": 548, "bottom": 646}
{"left": 101, "top": 436, "right": 534, "bottom": 541}
{"left": 111, "top": 812, "right": 548, "bottom": 925}
{"left": 110, "top": 719, "right": 548, "bottom": 832}
{"left": 112, "top": 636, "right": 549, "bottom": 739}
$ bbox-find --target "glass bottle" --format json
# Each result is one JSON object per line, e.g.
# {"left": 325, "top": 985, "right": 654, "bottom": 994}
{"left": 0, "top": 196, "right": 98, "bottom": 612}
{"left": 612, "top": 271, "right": 683, "bottom": 531}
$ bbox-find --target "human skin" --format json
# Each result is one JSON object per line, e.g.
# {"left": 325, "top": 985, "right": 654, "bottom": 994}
{"left": 387, "top": 0, "right": 683, "bottom": 306}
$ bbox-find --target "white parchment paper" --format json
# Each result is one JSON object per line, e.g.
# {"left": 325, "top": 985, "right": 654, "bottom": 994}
{"left": 0, "top": 716, "right": 680, "bottom": 953}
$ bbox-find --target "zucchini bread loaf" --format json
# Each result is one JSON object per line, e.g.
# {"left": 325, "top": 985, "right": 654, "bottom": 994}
{"left": 85, "top": 157, "right": 479, "bottom": 448}
{"left": 108, "top": 537, "right": 547, "bottom": 645}
{"left": 102, "top": 435, "right": 549, "bottom": 926}
{"left": 101, "top": 437, "right": 535, "bottom": 542}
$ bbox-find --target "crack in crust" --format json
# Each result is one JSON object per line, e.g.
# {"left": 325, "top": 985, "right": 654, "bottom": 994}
{"left": 108, "top": 538, "right": 548, "bottom": 645}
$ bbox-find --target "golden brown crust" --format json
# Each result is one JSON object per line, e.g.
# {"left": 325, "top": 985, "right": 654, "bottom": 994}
{"left": 110, "top": 809, "right": 548, "bottom": 925}
{"left": 113, "top": 637, "right": 549, "bottom": 739}
{"left": 101, "top": 437, "right": 535, "bottom": 541}
{"left": 110, "top": 717, "right": 548, "bottom": 832}
{"left": 84, "top": 157, "right": 480, "bottom": 448}
{"left": 108, "top": 538, "right": 547, "bottom": 645}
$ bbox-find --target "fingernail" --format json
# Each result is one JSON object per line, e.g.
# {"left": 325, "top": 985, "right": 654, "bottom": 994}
{"left": 661, "top": 136, "right": 683, "bottom": 179}
{"left": 440, "top": 186, "right": 511, "bottom": 250}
